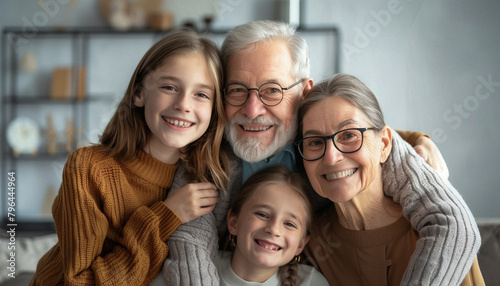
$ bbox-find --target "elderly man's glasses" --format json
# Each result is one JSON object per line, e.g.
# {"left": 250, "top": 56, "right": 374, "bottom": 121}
{"left": 224, "top": 78, "right": 306, "bottom": 107}
{"left": 295, "top": 127, "right": 376, "bottom": 161}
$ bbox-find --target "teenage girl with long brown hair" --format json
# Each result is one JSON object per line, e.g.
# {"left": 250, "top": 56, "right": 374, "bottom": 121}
{"left": 30, "top": 29, "right": 228, "bottom": 285}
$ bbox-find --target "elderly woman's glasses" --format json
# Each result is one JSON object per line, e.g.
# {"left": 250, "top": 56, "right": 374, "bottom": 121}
{"left": 224, "top": 78, "right": 306, "bottom": 107}
{"left": 295, "top": 127, "right": 376, "bottom": 161}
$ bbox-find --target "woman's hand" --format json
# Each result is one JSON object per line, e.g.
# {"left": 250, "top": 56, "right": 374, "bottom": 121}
{"left": 164, "top": 182, "right": 219, "bottom": 223}
{"left": 414, "top": 136, "right": 450, "bottom": 179}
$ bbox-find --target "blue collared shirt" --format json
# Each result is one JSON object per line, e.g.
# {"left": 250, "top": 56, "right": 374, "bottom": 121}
{"left": 241, "top": 145, "right": 296, "bottom": 183}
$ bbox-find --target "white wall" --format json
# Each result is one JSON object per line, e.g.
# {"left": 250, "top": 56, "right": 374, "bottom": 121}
{"left": 1, "top": 0, "right": 499, "bottom": 218}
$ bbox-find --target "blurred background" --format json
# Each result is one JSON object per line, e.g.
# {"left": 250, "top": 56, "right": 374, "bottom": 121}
{"left": 0, "top": 0, "right": 499, "bottom": 226}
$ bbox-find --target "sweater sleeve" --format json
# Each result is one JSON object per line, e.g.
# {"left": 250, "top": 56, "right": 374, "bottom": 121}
{"left": 163, "top": 214, "right": 220, "bottom": 285}
{"left": 382, "top": 130, "right": 481, "bottom": 286}
{"left": 162, "top": 155, "right": 242, "bottom": 286}
{"left": 162, "top": 162, "right": 219, "bottom": 286}
{"left": 162, "top": 163, "right": 221, "bottom": 286}
{"left": 50, "top": 149, "right": 181, "bottom": 285}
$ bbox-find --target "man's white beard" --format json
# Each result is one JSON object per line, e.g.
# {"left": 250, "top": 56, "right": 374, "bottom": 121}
{"left": 225, "top": 115, "right": 297, "bottom": 163}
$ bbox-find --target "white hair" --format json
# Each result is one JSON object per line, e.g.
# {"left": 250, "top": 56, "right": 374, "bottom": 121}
{"left": 221, "top": 20, "right": 310, "bottom": 81}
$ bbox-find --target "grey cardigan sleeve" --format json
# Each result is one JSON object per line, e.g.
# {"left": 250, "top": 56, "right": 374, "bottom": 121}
{"left": 162, "top": 163, "right": 227, "bottom": 286}
{"left": 383, "top": 130, "right": 481, "bottom": 286}
{"left": 162, "top": 153, "right": 243, "bottom": 286}
{"left": 162, "top": 163, "right": 222, "bottom": 286}
{"left": 162, "top": 213, "right": 220, "bottom": 285}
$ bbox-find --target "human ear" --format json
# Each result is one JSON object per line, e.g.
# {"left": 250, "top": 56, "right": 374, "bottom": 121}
{"left": 300, "top": 77, "right": 314, "bottom": 99}
{"left": 295, "top": 234, "right": 310, "bottom": 256}
{"left": 380, "top": 126, "right": 392, "bottom": 164}
{"left": 133, "top": 91, "right": 145, "bottom": 108}
{"left": 227, "top": 209, "right": 238, "bottom": 235}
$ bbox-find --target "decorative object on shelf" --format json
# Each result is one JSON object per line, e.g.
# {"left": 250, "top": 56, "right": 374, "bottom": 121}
{"left": 202, "top": 15, "right": 214, "bottom": 32}
{"left": 19, "top": 51, "right": 38, "bottom": 72}
{"left": 148, "top": 11, "right": 174, "bottom": 30}
{"left": 45, "top": 115, "right": 58, "bottom": 156}
{"left": 51, "top": 67, "right": 72, "bottom": 99}
{"left": 162, "top": 0, "right": 216, "bottom": 30}
{"left": 64, "top": 118, "right": 75, "bottom": 153}
{"left": 109, "top": 0, "right": 133, "bottom": 30}
{"left": 182, "top": 21, "right": 197, "bottom": 31}
{"left": 50, "top": 66, "right": 86, "bottom": 100}
{"left": 6, "top": 117, "right": 41, "bottom": 157}
{"left": 128, "top": 0, "right": 147, "bottom": 28}
{"left": 100, "top": 0, "right": 166, "bottom": 30}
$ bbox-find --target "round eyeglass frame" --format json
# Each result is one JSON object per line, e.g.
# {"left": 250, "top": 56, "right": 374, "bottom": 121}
{"left": 224, "top": 78, "right": 306, "bottom": 107}
{"left": 295, "top": 127, "right": 376, "bottom": 161}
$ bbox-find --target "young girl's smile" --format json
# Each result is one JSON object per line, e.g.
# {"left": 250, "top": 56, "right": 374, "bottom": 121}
{"left": 134, "top": 52, "right": 215, "bottom": 164}
{"left": 227, "top": 183, "right": 310, "bottom": 281}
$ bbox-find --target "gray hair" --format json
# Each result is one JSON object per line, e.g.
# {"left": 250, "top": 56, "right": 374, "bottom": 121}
{"left": 299, "top": 73, "right": 386, "bottom": 134}
{"left": 221, "top": 20, "right": 310, "bottom": 80}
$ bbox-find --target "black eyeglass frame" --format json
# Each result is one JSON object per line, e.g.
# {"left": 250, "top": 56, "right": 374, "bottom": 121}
{"left": 295, "top": 127, "right": 376, "bottom": 161}
{"left": 224, "top": 78, "right": 306, "bottom": 107}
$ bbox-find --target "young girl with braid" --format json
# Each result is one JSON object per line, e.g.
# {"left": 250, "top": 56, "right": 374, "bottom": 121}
{"left": 217, "top": 165, "right": 328, "bottom": 286}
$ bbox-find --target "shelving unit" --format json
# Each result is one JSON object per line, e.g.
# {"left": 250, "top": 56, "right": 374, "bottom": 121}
{"left": 0, "top": 28, "right": 122, "bottom": 232}
{"left": 1, "top": 25, "right": 340, "bottom": 232}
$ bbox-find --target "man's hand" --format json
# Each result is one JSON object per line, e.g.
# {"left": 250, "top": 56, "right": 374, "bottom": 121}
{"left": 413, "top": 136, "right": 450, "bottom": 179}
{"left": 164, "top": 182, "right": 219, "bottom": 223}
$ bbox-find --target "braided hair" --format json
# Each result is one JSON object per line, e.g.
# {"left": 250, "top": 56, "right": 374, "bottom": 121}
{"left": 279, "top": 257, "right": 301, "bottom": 286}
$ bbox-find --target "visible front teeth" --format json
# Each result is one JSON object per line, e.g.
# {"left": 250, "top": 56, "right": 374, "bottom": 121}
{"left": 325, "top": 169, "right": 356, "bottom": 180}
{"left": 262, "top": 244, "right": 279, "bottom": 250}
{"left": 166, "top": 118, "right": 192, "bottom": 128}
{"left": 242, "top": 125, "right": 271, "bottom": 131}
{"left": 257, "top": 240, "right": 281, "bottom": 250}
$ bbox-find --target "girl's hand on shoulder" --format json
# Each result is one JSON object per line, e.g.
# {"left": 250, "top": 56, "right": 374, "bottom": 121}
{"left": 163, "top": 182, "right": 219, "bottom": 223}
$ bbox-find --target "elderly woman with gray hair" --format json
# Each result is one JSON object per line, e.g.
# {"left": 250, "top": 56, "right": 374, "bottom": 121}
{"left": 297, "top": 73, "right": 484, "bottom": 285}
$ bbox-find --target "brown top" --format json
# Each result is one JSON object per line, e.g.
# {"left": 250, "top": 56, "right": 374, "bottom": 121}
{"left": 305, "top": 206, "right": 484, "bottom": 286}
{"left": 30, "top": 146, "right": 180, "bottom": 285}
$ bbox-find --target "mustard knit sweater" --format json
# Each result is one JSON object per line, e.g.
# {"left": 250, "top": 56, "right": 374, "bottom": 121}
{"left": 30, "top": 146, "right": 180, "bottom": 286}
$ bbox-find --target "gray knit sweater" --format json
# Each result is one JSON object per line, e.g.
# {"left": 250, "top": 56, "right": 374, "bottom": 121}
{"left": 383, "top": 131, "right": 480, "bottom": 285}
{"left": 162, "top": 146, "right": 242, "bottom": 286}
{"left": 162, "top": 131, "right": 480, "bottom": 286}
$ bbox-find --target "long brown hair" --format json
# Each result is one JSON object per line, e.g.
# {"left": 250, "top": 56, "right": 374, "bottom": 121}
{"left": 99, "top": 29, "right": 228, "bottom": 192}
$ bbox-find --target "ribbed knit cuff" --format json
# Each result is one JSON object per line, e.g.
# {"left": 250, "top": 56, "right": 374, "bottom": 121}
{"left": 150, "top": 201, "right": 182, "bottom": 241}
